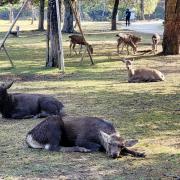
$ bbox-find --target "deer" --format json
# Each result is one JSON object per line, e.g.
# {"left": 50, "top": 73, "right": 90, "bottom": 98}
{"left": 152, "top": 33, "right": 160, "bottom": 54}
{"left": 26, "top": 115, "right": 145, "bottom": 159}
{"left": 122, "top": 59, "right": 165, "bottom": 83}
{"left": 116, "top": 33, "right": 141, "bottom": 55}
{"left": 10, "top": 26, "right": 20, "bottom": 37}
{"left": 0, "top": 81, "right": 64, "bottom": 119}
{"left": 69, "top": 34, "right": 93, "bottom": 56}
{"left": 26, "top": 115, "right": 90, "bottom": 153}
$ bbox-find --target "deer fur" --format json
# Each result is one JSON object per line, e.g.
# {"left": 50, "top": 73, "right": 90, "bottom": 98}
{"left": 152, "top": 33, "right": 160, "bottom": 53}
{"left": 122, "top": 59, "right": 165, "bottom": 83}
{"left": 27, "top": 116, "right": 145, "bottom": 158}
{"left": 69, "top": 34, "right": 93, "bottom": 55}
{"left": 0, "top": 81, "right": 64, "bottom": 119}
{"left": 26, "top": 115, "right": 90, "bottom": 153}
{"left": 116, "top": 33, "right": 141, "bottom": 55}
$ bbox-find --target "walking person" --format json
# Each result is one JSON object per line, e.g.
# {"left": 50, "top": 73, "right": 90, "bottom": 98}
{"left": 125, "top": 9, "right": 131, "bottom": 26}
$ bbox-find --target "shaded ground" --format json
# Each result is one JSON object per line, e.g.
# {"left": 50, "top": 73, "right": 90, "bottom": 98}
{"left": 0, "top": 21, "right": 180, "bottom": 180}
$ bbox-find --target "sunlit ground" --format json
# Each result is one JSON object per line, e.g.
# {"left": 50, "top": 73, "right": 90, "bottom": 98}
{"left": 0, "top": 20, "right": 180, "bottom": 179}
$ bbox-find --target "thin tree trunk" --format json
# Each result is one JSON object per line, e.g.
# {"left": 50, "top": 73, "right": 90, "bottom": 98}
{"left": 140, "top": 0, "right": 145, "bottom": 20}
{"left": 9, "top": 3, "right": 14, "bottom": 23}
{"left": 111, "top": 0, "right": 119, "bottom": 30}
{"left": 38, "top": 0, "right": 45, "bottom": 30}
{"left": 62, "top": 0, "right": 74, "bottom": 33}
{"left": 163, "top": 0, "right": 180, "bottom": 55}
{"left": 31, "top": 4, "right": 35, "bottom": 24}
{"left": 46, "top": 0, "right": 60, "bottom": 67}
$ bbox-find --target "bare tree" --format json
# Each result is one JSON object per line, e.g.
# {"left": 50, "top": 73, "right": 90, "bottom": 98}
{"left": 140, "top": 0, "right": 145, "bottom": 20}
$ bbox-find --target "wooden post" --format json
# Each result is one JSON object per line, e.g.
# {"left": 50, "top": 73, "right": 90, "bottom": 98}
{"left": 69, "top": 0, "right": 94, "bottom": 65}
{"left": 55, "top": 0, "right": 65, "bottom": 71}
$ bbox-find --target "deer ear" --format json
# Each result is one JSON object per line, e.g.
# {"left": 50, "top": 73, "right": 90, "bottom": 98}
{"left": 4, "top": 81, "right": 14, "bottom": 89}
{"left": 124, "top": 139, "right": 138, "bottom": 147}
{"left": 100, "top": 131, "right": 110, "bottom": 142}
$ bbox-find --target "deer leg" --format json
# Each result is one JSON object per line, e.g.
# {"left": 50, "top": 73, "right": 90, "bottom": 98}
{"left": 121, "top": 42, "right": 125, "bottom": 53}
{"left": 79, "top": 44, "right": 83, "bottom": 54}
{"left": 76, "top": 139, "right": 102, "bottom": 152}
{"left": 121, "top": 147, "right": 145, "bottom": 158}
{"left": 70, "top": 42, "right": 72, "bottom": 56}
{"left": 73, "top": 44, "right": 78, "bottom": 55}
{"left": 59, "top": 146, "right": 91, "bottom": 153}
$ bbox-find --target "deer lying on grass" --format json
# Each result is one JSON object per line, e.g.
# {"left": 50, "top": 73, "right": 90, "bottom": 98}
{"left": 116, "top": 33, "right": 141, "bottom": 55}
{"left": 26, "top": 115, "right": 145, "bottom": 158}
{"left": 152, "top": 33, "right": 160, "bottom": 54}
{"left": 69, "top": 34, "right": 93, "bottom": 56}
{"left": 0, "top": 81, "right": 64, "bottom": 119}
{"left": 122, "top": 59, "right": 165, "bottom": 83}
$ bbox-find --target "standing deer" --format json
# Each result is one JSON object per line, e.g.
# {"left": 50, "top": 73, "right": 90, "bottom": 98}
{"left": 69, "top": 34, "right": 93, "bottom": 56}
{"left": 152, "top": 33, "right": 160, "bottom": 54}
{"left": 116, "top": 33, "right": 141, "bottom": 55}
{"left": 26, "top": 115, "right": 145, "bottom": 158}
{"left": 122, "top": 59, "right": 165, "bottom": 83}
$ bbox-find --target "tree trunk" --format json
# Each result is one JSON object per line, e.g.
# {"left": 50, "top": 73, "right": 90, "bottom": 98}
{"left": 62, "top": 0, "right": 74, "bottom": 33}
{"left": 140, "top": 0, "right": 145, "bottom": 20}
{"left": 163, "top": 0, "right": 180, "bottom": 55}
{"left": 46, "top": 0, "right": 60, "bottom": 67}
{"left": 31, "top": 4, "right": 35, "bottom": 25}
{"left": 111, "top": 0, "right": 119, "bottom": 30}
{"left": 38, "top": 0, "right": 45, "bottom": 31}
{"left": 9, "top": 3, "right": 14, "bottom": 23}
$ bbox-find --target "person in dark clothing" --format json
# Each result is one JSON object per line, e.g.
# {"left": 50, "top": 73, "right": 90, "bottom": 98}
{"left": 125, "top": 9, "right": 131, "bottom": 26}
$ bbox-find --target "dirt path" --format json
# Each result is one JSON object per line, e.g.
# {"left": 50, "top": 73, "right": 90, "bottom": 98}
{"left": 121, "top": 20, "right": 164, "bottom": 35}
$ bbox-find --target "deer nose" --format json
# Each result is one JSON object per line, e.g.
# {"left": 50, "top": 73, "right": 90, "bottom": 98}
{"left": 111, "top": 153, "right": 118, "bottom": 159}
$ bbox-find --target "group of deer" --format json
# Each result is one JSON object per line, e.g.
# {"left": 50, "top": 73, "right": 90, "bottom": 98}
{"left": 0, "top": 81, "right": 145, "bottom": 159}
{"left": 69, "top": 33, "right": 164, "bottom": 83}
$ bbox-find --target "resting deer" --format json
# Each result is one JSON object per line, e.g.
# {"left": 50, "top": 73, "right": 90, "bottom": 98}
{"left": 26, "top": 115, "right": 145, "bottom": 158}
{"left": 69, "top": 34, "right": 93, "bottom": 56}
{"left": 116, "top": 33, "right": 141, "bottom": 55}
{"left": 152, "top": 33, "right": 160, "bottom": 54}
{"left": 0, "top": 81, "right": 64, "bottom": 119}
{"left": 122, "top": 59, "right": 165, "bottom": 83}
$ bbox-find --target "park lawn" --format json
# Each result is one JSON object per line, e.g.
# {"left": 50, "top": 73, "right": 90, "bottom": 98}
{"left": 0, "top": 20, "right": 180, "bottom": 179}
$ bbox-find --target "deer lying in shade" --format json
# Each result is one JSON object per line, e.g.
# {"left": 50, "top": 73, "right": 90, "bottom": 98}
{"left": 26, "top": 115, "right": 145, "bottom": 158}
{"left": 0, "top": 81, "right": 64, "bottom": 119}
{"left": 69, "top": 34, "right": 93, "bottom": 56}
{"left": 122, "top": 59, "right": 165, "bottom": 83}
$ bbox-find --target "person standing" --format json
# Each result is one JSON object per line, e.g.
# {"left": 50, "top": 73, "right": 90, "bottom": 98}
{"left": 125, "top": 9, "right": 131, "bottom": 26}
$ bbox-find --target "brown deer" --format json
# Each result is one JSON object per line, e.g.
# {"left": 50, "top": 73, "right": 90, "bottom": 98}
{"left": 152, "top": 33, "right": 160, "bottom": 54}
{"left": 26, "top": 115, "right": 145, "bottom": 158}
{"left": 116, "top": 33, "right": 141, "bottom": 55}
{"left": 69, "top": 34, "right": 93, "bottom": 55}
{"left": 122, "top": 59, "right": 165, "bottom": 83}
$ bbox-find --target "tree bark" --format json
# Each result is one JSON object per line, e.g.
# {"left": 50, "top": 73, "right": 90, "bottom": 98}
{"left": 9, "top": 3, "right": 14, "bottom": 23}
{"left": 163, "top": 0, "right": 180, "bottom": 55}
{"left": 140, "top": 0, "right": 145, "bottom": 20}
{"left": 62, "top": 0, "right": 74, "bottom": 33}
{"left": 38, "top": 0, "right": 45, "bottom": 30}
{"left": 46, "top": 0, "right": 60, "bottom": 67}
{"left": 111, "top": 0, "right": 119, "bottom": 30}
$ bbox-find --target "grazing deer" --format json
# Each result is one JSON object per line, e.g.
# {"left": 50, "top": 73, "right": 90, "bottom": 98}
{"left": 26, "top": 115, "right": 145, "bottom": 158}
{"left": 152, "top": 33, "right": 160, "bottom": 54}
{"left": 116, "top": 33, "right": 141, "bottom": 55}
{"left": 0, "top": 81, "right": 64, "bottom": 119}
{"left": 69, "top": 34, "right": 93, "bottom": 56}
{"left": 122, "top": 59, "right": 165, "bottom": 83}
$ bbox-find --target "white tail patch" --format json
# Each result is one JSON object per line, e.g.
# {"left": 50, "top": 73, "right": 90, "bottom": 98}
{"left": 26, "top": 134, "right": 44, "bottom": 149}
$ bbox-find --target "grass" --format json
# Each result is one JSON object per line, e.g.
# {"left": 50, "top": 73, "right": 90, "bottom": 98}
{"left": 0, "top": 20, "right": 180, "bottom": 179}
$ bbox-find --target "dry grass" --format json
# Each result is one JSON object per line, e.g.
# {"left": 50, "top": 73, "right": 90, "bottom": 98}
{"left": 0, "top": 20, "right": 180, "bottom": 179}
